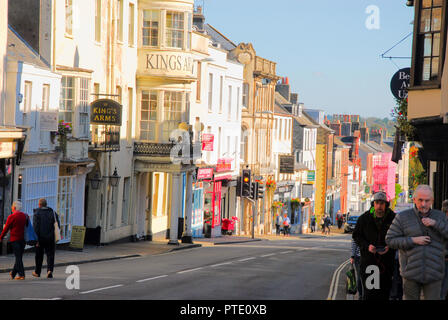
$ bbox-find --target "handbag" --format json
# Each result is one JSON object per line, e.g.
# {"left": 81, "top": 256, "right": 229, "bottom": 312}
{"left": 346, "top": 265, "right": 357, "bottom": 295}
{"left": 24, "top": 215, "right": 38, "bottom": 246}
{"left": 53, "top": 210, "right": 61, "bottom": 243}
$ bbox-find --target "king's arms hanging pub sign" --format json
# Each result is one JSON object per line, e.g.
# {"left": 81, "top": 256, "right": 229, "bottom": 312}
{"left": 90, "top": 99, "right": 122, "bottom": 126}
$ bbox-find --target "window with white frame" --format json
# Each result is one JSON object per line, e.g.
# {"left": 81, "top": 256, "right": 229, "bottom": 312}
{"left": 95, "top": 0, "right": 101, "bottom": 42}
{"left": 142, "top": 10, "right": 159, "bottom": 47}
{"left": 219, "top": 76, "right": 223, "bottom": 113}
{"left": 23, "top": 81, "right": 32, "bottom": 126}
{"left": 228, "top": 85, "right": 232, "bottom": 120}
{"left": 117, "top": 0, "right": 123, "bottom": 42}
{"left": 59, "top": 76, "right": 74, "bottom": 124}
{"left": 242, "top": 83, "right": 249, "bottom": 108}
{"left": 236, "top": 87, "right": 240, "bottom": 120}
{"left": 79, "top": 78, "right": 90, "bottom": 138}
{"left": 58, "top": 176, "right": 75, "bottom": 243}
{"left": 208, "top": 73, "right": 213, "bottom": 112}
{"left": 140, "top": 90, "right": 158, "bottom": 141}
{"left": 165, "top": 11, "right": 184, "bottom": 48}
{"left": 128, "top": 3, "right": 135, "bottom": 46}
{"left": 42, "top": 84, "right": 50, "bottom": 111}
{"left": 162, "top": 91, "right": 183, "bottom": 140}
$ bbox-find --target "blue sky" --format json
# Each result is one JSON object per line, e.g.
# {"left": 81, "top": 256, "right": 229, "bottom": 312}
{"left": 200, "top": 0, "right": 414, "bottom": 119}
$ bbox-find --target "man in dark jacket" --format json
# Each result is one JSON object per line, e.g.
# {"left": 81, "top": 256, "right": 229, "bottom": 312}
{"left": 32, "top": 198, "right": 60, "bottom": 279}
{"left": 386, "top": 185, "right": 448, "bottom": 300}
{"left": 353, "top": 191, "right": 396, "bottom": 300}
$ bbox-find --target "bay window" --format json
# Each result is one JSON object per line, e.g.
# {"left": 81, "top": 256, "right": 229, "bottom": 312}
{"left": 165, "top": 11, "right": 184, "bottom": 48}
{"left": 139, "top": 90, "right": 188, "bottom": 142}
{"left": 143, "top": 10, "right": 159, "bottom": 47}
{"left": 412, "top": 0, "right": 446, "bottom": 85}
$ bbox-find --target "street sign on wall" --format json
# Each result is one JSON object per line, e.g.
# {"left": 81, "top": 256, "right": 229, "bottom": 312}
{"left": 307, "top": 170, "right": 316, "bottom": 182}
{"left": 279, "top": 155, "right": 294, "bottom": 174}
{"left": 202, "top": 134, "right": 214, "bottom": 151}
{"left": 39, "top": 112, "right": 58, "bottom": 131}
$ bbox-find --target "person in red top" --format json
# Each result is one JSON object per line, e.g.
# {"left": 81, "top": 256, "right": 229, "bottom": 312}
{"left": 0, "top": 201, "right": 28, "bottom": 280}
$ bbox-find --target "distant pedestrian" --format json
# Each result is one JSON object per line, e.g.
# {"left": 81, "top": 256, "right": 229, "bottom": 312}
{"left": 282, "top": 214, "right": 291, "bottom": 236}
{"left": 440, "top": 199, "right": 448, "bottom": 300}
{"left": 337, "top": 211, "right": 343, "bottom": 229}
{"left": 350, "top": 238, "right": 363, "bottom": 299}
{"left": 32, "top": 198, "right": 60, "bottom": 279}
{"left": 0, "top": 201, "right": 28, "bottom": 280}
{"left": 353, "top": 191, "right": 396, "bottom": 300}
{"left": 324, "top": 215, "right": 332, "bottom": 235}
{"left": 320, "top": 217, "right": 325, "bottom": 234}
{"left": 275, "top": 213, "right": 283, "bottom": 236}
{"left": 310, "top": 214, "right": 316, "bottom": 233}
{"left": 386, "top": 185, "right": 448, "bottom": 300}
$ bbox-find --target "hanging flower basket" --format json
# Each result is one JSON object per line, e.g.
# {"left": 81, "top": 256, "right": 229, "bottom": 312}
{"left": 57, "top": 120, "right": 72, "bottom": 158}
{"left": 266, "top": 178, "right": 277, "bottom": 191}
{"left": 272, "top": 201, "right": 284, "bottom": 209}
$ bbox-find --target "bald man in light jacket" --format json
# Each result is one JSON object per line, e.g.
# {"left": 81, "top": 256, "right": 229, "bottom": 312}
{"left": 386, "top": 185, "right": 448, "bottom": 300}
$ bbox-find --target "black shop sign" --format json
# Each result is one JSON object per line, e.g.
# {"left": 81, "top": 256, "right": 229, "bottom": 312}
{"left": 390, "top": 67, "right": 410, "bottom": 100}
{"left": 91, "top": 99, "right": 122, "bottom": 126}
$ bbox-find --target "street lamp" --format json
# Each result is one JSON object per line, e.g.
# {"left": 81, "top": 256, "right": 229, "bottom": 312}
{"left": 108, "top": 167, "right": 120, "bottom": 187}
{"left": 89, "top": 171, "right": 103, "bottom": 190}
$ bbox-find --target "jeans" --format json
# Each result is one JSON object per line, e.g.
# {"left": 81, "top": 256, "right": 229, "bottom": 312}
{"left": 11, "top": 240, "right": 26, "bottom": 278}
{"left": 35, "top": 239, "right": 56, "bottom": 275}
{"left": 403, "top": 278, "right": 442, "bottom": 300}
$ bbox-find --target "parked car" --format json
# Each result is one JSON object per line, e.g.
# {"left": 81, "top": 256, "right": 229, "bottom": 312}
{"left": 344, "top": 214, "right": 360, "bottom": 233}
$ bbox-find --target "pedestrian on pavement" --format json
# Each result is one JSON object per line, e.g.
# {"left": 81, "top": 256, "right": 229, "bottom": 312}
{"left": 310, "top": 214, "right": 316, "bottom": 233}
{"left": 275, "top": 213, "right": 283, "bottom": 236}
{"left": 0, "top": 201, "right": 28, "bottom": 280}
{"left": 324, "top": 215, "right": 332, "bottom": 235}
{"left": 282, "top": 214, "right": 291, "bottom": 236}
{"left": 337, "top": 210, "right": 343, "bottom": 230}
{"left": 350, "top": 238, "right": 363, "bottom": 300}
{"left": 320, "top": 216, "right": 325, "bottom": 234}
{"left": 439, "top": 199, "right": 448, "bottom": 300}
{"left": 32, "top": 198, "right": 60, "bottom": 279}
{"left": 386, "top": 185, "right": 448, "bottom": 300}
{"left": 353, "top": 191, "right": 396, "bottom": 300}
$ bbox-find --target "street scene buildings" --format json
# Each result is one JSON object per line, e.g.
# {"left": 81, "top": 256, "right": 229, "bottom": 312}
{"left": 0, "top": 0, "right": 423, "bottom": 250}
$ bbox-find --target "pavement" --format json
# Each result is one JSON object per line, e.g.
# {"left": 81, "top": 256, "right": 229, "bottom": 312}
{"left": 0, "top": 225, "right": 348, "bottom": 274}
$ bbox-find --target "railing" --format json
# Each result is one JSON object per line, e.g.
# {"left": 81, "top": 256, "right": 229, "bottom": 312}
{"left": 89, "top": 125, "right": 120, "bottom": 152}
{"left": 134, "top": 141, "right": 202, "bottom": 162}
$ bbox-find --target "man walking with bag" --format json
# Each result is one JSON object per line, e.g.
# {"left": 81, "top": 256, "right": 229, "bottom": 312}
{"left": 0, "top": 201, "right": 28, "bottom": 280}
{"left": 353, "top": 191, "right": 396, "bottom": 300}
{"left": 32, "top": 198, "right": 60, "bottom": 279}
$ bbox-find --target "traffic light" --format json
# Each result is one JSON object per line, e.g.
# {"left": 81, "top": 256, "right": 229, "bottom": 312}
{"left": 236, "top": 178, "right": 242, "bottom": 197}
{"left": 241, "top": 169, "right": 251, "bottom": 197}
{"left": 257, "top": 183, "right": 265, "bottom": 200}
{"left": 250, "top": 182, "right": 257, "bottom": 200}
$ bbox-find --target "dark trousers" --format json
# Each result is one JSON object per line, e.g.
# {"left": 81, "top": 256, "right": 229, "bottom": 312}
{"left": 360, "top": 263, "right": 393, "bottom": 300}
{"left": 11, "top": 240, "right": 25, "bottom": 277}
{"left": 353, "top": 256, "right": 363, "bottom": 299}
{"left": 275, "top": 224, "right": 281, "bottom": 235}
{"left": 35, "top": 239, "right": 56, "bottom": 275}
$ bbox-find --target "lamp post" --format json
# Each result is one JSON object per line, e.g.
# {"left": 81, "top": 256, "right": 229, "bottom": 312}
{"left": 108, "top": 168, "right": 120, "bottom": 203}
